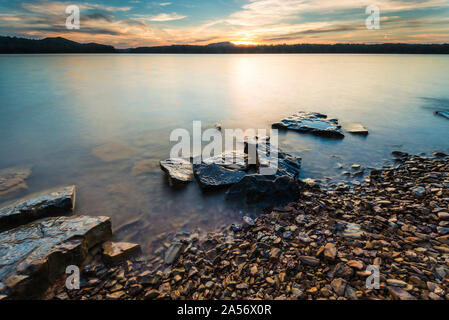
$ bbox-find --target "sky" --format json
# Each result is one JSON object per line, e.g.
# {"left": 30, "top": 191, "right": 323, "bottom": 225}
{"left": 0, "top": 0, "right": 448, "bottom": 48}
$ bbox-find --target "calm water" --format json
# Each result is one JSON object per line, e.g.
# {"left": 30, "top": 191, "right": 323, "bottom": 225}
{"left": 1, "top": 54, "right": 449, "bottom": 255}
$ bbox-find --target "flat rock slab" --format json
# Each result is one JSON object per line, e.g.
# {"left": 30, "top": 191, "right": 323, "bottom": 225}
{"left": 435, "top": 110, "right": 449, "bottom": 120}
{"left": 160, "top": 158, "right": 194, "bottom": 185}
{"left": 194, "top": 163, "right": 246, "bottom": 190}
{"left": 0, "top": 167, "right": 31, "bottom": 198}
{"left": 273, "top": 112, "right": 344, "bottom": 139}
{"left": 0, "top": 215, "right": 111, "bottom": 299}
{"left": 0, "top": 186, "right": 76, "bottom": 232}
{"left": 102, "top": 241, "right": 141, "bottom": 264}
{"left": 345, "top": 123, "right": 369, "bottom": 135}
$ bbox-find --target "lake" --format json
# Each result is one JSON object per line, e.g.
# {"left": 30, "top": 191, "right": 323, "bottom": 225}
{"left": 1, "top": 54, "right": 448, "bottom": 256}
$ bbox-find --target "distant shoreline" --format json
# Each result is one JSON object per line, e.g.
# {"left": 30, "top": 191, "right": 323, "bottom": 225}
{"left": 1, "top": 36, "right": 449, "bottom": 54}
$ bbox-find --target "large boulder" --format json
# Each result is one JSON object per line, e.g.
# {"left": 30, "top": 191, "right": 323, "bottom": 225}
{"left": 193, "top": 163, "right": 246, "bottom": 190}
{"left": 0, "top": 215, "right": 112, "bottom": 299}
{"left": 226, "top": 174, "right": 301, "bottom": 207}
{"left": 0, "top": 186, "right": 76, "bottom": 232}
{"left": 159, "top": 158, "right": 194, "bottom": 186}
{"left": 272, "top": 111, "right": 344, "bottom": 138}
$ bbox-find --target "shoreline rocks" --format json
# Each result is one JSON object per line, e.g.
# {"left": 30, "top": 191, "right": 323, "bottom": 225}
{"left": 0, "top": 185, "right": 76, "bottom": 232}
{"left": 54, "top": 152, "right": 449, "bottom": 300}
{"left": 272, "top": 112, "right": 344, "bottom": 139}
{"left": 435, "top": 110, "right": 449, "bottom": 120}
{"left": 159, "top": 158, "right": 194, "bottom": 185}
{"left": 346, "top": 123, "right": 369, "bottom": 135}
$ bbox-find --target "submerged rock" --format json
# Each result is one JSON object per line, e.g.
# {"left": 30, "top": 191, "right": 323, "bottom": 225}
{"left": 0, "top": 186, "right": 76, "bottom": 232}
{"left": 0, "top": 215, "right": 111, "bottom": 299}
{"left": 435, "top": 110, "right": 449, "bottom": 120}
{"left": 346, "top": 123, "right": 369, "bottom": 135}
{"left": 0, "top": 167, "right": 31, "bottom": 198}
{"left": 160, "top": 158, "right": 194, "bottom": 185}
{"left": 272, "top": 111, "right": 344, "bottom": 138}
{"left": 102, "top": 241, "right": 141, "bottom": 264}
{"left": 193, "top": 163, "right": 246, "bottom": 190}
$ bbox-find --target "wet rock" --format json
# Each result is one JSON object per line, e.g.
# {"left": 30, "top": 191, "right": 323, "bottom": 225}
{"left": 0, "top": 167, "right": 31, "bottom": 198}
{"left": 203, "top": 150, "right": 249, "bottom": 171}
{"left": 331, "top": 278, "right": 347, "bottom": 296}
{"left": 164, "top": 242, "right": 184, "bottom": 264}
{"left": 341, "top": 223, "right": 364, "bottom": 239}
{"left": 299, "top": 256, "right": 320, "bottom": 266}
{"left": 412, "top": 186, "right": 426, "bottom": 198}
{"left": 102, "top": 241, "right": 141, "bottom": 264}
{"left": 272, "top": 111, "right": 344, "bottom": 138}
{"left": 0, "top": 215, "right": 111, "bottom": 299}
{"left": 226, "top": 174, "right": 301, "bottom": 207}
{"left": 392, "top": 151, "right": 409, "bottom": 161}
{"left": 346, "top": 123, "right": 368, "bottom": 135}
{"left": 0, "top": 186, "right": 76, "bottom": 232}
{"left": 160, "top": 158, "right": 194, "bottom": 185}
{"left": 193, "top": 163, "right": 246, "bottom": 190}
{"left": 435, "top": 110, "right": 449, "bottom": 120}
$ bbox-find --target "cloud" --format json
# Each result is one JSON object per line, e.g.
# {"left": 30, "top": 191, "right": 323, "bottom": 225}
{"left": 135, "top": 13, "right": 187, "bottom": 22}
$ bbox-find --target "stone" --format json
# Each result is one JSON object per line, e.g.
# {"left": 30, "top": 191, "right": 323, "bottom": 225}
{"left": 346, "top": 123, "right": 368, "bottom": 135}
{"left": 435, "top": 110, "right": 449, "bottom": 120}
{"left": 346, "top": 260, "right": 364, "bottom": 270}
{"left": 437, "top": 212, "right": 449, "bottom": 220}
{"left": 331, "top": 278, "right": 347, "bottom": 296}
{"left": 324, "top": 243, "right": 337, "bottom": 260}
{"left": 272, "top": 111, "right": 344, "bottom": 139}
{"left": 0, "top": 185, "right": 76, "bottom": 232}
{"left": 226, "top": 174, "right": 301, "bottom": 207}
{"left": 0, "top": 215, "right": 111, "bottom": 299}
{"left": 203, "top": 150, "right": 249, "bottom": 171}
{"left": 0, "top": 167, "right": 31, "bottom": 197}
{"left": 388, "top": 286, "right": 416, "bottom": 300}
{"left": 102, "top": 241, "right": 141, "bottom": 264}
{"left": 164, "top": 242, "right": 184, "bottom": 264}
{"left": 412, "top": 186, "right": 426, "bottom": 198}
{"left": 392, "top": 150, "right": 409, "bottom": 160}
{"left": 193, "top": 163, "right": 246, "bottom": 190}
{"left": 106, "top": 290, "right": 126, "bottom": 300}
{"left": 342, "top": 223, "right": 364, "bottom": 239}
{"left": 387, "top": 279, "right": 408, "bottom": 288}
{"left": 299, "top": 256, "right": 320, "bottom": 266}
{"left": 160, "top": 158, "right": 193, "bottom": 185}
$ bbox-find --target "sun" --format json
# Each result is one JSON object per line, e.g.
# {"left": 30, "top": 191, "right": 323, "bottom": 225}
{"left": 231, "top": 40, "right": 259, "bottom": 46}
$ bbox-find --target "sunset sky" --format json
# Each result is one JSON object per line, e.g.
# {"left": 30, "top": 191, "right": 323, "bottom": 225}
{"left": 0, "top": 0, "right": 448, "bottom": 48}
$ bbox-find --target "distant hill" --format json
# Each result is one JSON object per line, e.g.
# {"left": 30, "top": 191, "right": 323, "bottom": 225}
{"left": 0, "top": 36, "right": 116, "bottom": 53}
{"left": 1, "top": 36, "right": 449, "bottom": 54}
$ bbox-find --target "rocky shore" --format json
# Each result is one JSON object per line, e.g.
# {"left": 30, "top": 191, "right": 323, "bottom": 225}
{"left": 46, "top": 152, "right": 449, "bottom": 300}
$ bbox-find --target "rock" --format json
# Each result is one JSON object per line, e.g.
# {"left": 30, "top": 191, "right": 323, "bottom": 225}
{"left": 203, "top": 150, "right": 249, "bottom": 171}
{"left": 435, "top": 110, "right": 449, "bottom": 120}
{"left": 387, "top": 279, "right": 408, "bottom": 288}
{"left": 433, "top": 152, "right": 448, "bottom": 158}
{"left": 392, "top": 150, "right": 409, "bottom": 160}
{"left": 272, "top": 111, "right": 344, "bottom": 139}
{"left": 226, "top": 174, "right": 301, "bottom": 207}
{"left": 344, "top": 285, "right": 358, "bottom": 300}
{"left": 0, "top": 215, "right": 111, "bottom": 299}
{"left": 341, "top": 223, "right": 364, "bottom": 239}
{"left": 0, "top": 186, "right": 76, "bottom": 232}
{"left": 102, "top": 242, "right": 141, "bottom": 264}
{"left": 437, "top": 212, "right": 449, "bottom": 220}
{"left": 160, "top": 158, "right": 193, "bottom": 185}
{"left": 243, "top": 216, "right": 255, "bottom": 227}
{"left": 388, "top": 286, "right": 416, "bottom": 300}
{"left": 331, "top": 278, "right": 347, "bottom": 296}
{"left": 298, "top": 232, "right": 312, "bottom": 243}
{"left": 346, "top": 123, "right": 368, "bottom": 135}
{"left": 323, "top": 243, "right": 337, "bottom": 260}
{"left": 106, "top": 291, "right": 126, "bottom": 300}
{"left": 346, "top": 260, "right": 364, "bottom": 270}
{"left": 412, "top": 186, "right": 426, "bottom": 198}
{"left": 164, "top": 242, "right": 184, "bottom": 264}
{"left": 299, "top": 256, "right": 320, "bottom": 266}
{"left": 193, "top": 163, "right": 246, "bottom": 190}
{"left": 0, "top": 167, "right": 31, "bottom": 197}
